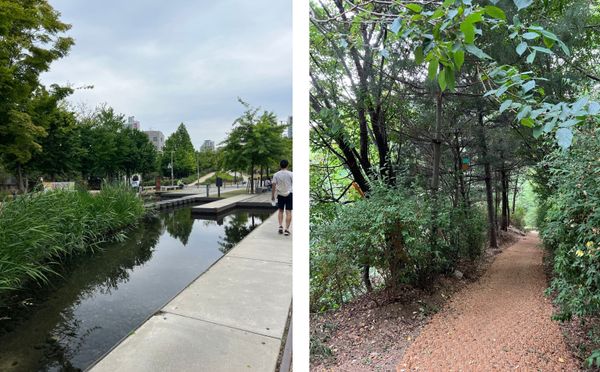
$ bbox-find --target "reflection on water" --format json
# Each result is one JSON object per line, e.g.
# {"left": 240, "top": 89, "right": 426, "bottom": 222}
{"left": 0, "top": 208, "right": 271, "bottom": 372}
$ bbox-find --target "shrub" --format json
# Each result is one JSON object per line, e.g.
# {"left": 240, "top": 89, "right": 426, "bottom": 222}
{"left": 512, "top": 205, "right": 526, "bottom": 230}
{"left": 310, "top": 184, "right": 487, "bottom": 311}
{"left": 538, "top": 127, "right": 600, "bottom": 364}
{"left": 540, "top": 128, "right": 600, "bottom": 321}
{"left": 0, "top": 185, "right": 145, "bottom": 293}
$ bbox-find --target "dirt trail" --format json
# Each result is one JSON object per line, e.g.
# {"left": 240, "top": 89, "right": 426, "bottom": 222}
{"left": 398, "top": 232, "right": 579, "bottom": 371}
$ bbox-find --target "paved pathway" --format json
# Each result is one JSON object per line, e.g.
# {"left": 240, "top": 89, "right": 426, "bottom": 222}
{"left": 89, "top": 213, "right": 291, "bottom": 372}
{"left": 398, "top": 232, "right": 578, "bottom": 371}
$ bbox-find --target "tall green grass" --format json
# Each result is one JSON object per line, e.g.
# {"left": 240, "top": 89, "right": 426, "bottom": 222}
{"left": 0, "top": 185, "right": 145, "bottom": 293}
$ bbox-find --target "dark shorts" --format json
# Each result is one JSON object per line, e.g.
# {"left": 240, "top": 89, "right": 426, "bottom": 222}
{"left": 277, "top": 193, "right": 292, "bottom": 211}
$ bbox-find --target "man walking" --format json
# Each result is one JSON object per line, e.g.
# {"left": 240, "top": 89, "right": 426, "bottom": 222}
{"left": 271, "top": 159, "right": 292, "bottom": 236}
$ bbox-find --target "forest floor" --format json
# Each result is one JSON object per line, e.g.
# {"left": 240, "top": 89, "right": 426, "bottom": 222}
{"left": 310, "top": 230, "right": 585, "bottom": 371}
{"left": 310, "top": 230, "right": 519, "bottom": 371}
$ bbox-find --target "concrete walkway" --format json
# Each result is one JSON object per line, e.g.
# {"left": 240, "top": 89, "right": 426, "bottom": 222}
{"left": 89, "top": 213, "right": 292, "bottom": 372}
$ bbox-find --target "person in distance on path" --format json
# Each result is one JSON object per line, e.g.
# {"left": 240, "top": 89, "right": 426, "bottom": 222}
{"left": 271, "top": 159, "right": 292, "bottom": 236}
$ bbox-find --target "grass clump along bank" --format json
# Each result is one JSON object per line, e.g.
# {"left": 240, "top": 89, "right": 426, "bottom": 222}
{"left": 0, "top": 186, "right": 146, "bottom": 295}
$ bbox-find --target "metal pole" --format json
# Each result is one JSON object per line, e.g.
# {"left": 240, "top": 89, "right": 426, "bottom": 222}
{"left": 206, "top": 184, "right": 209, "bottom": 197}
{"left": 170, "top": 150, "right": 174, "bottom": 187}
{"left": 196, "top": 151, "right": 200, "bottom": 188}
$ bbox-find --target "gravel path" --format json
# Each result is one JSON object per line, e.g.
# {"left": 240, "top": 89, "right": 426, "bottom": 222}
{"left": 398, "top": 232, "right": 579, "bottom": 371}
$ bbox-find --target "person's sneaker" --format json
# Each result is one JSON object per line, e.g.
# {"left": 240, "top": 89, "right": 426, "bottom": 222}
{"left": 278, "top": 226, "right": 283, "bottom": 234}
{"left": 284, "top": 229, "right": 290, "bottom": 236}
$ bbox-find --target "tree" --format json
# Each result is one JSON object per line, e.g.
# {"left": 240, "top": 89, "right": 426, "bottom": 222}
{"left": 26, "top": 86, "right": 82, "bottom": 181}
{"left": 310, "top": 0, "right": 598, "bottom": 296}
{"left": 161, "top": 123, "right": 196, "bottom": 179}
{"left": 79, "top": 106, "right": 127, "bottom": 180}
{"left": 221, "top": 101, "right": 287, "bottom": 193}
{"left": 121, "top": 127, "right": 158, "bottom": 179}
{"left": 0, "top": 0, "right": 74, "bottom": 191}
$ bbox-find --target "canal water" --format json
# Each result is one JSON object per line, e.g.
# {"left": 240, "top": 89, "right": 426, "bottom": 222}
{"left": 0, "top": 206, "right": 272, "bottom": 371}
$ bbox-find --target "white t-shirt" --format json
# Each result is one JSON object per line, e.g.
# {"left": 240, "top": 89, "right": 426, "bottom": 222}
{"left": 273, "top": 169, "right": 292, "bottom": 196}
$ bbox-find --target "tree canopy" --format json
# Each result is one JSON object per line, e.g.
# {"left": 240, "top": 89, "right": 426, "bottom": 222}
{"left": 221, "top": 101, "right": 290, "bottom": 192}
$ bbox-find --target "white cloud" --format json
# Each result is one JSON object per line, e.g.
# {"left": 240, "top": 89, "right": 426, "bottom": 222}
{"left": 41, "top": 0, "right": 292, "bottom": 148}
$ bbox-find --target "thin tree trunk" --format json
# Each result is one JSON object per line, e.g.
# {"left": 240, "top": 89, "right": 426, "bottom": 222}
{"left": 17, "top": 163, "right": 24, "bottom": 192}
{"left": 431, "top": 92, "right": 443, "bottom": 193}
{"left": 512, "top": 173, "right": 519, "bottom": 214}
{"left": 500, "top": 168, "right": 509, "bottom": 231}
{"left": 430, "top": 91, "right": 443, "bottom": 252}
{"left": 250, "top": 164, "right": 254, "bottom": 193}
{"left": 478, "top": 110, "right": 498, "bottom": 248}
{"left": 362, "top": 265, "right": 372, "bottom": 292}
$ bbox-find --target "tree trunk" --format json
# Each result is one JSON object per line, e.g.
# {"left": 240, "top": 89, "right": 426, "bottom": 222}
{"left": 478, "top": 110, "right": 498, "bottom": 248}
{"left": 16, "top": 163, "right": 24, "bottom": 192}
{"left": 431, "top": 92, "right": 443, "bottom": 193}
{"left": 500, "top": 168, "right": 509, "bottom": 231}
{"left": 250, "top": 164, "right": 254, "bottom": 193}
{"left": 430, "top": 91, "right": 443, "bottom": 252}
{"left": 362, "top": 265, "right": 372, "bottom": 292}
{"left": 512, "top": 173, "right": 519, "bottom": 215}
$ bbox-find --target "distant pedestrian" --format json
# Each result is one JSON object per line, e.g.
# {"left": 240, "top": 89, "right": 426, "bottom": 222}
{"left": 271, "top": 159, "right": 292, "bottom": 236}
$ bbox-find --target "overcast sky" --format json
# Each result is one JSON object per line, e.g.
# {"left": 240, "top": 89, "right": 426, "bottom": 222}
{"left": 41, "top": 0, "right": 292, "bottom": 148}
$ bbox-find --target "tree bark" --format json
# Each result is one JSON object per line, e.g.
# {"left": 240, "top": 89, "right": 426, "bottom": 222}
{"left": 500, "top": 168, "right": 509, "bottom": 231}
{"left": 362, "top": 265, "right": 372, "bottom": 292}
{"left": 512, "top": 173, "right": 519, "bottom": 215}
{"left": 431, "top": 92, "right": 443, "bottom": 193}
{"left": 16, "top": 163, "right": 24, "bottom": 192}
{"left": 478, "top": 110, "right": 498, "bottom": 248}
{"left": 250, "top": 164, "right": 254, "bottom": 193}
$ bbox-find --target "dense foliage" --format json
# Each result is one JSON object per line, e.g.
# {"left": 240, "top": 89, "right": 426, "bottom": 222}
{"left": 539, "top": 127, "right": 599, "bottom": 317}
{"left": 0, "top": 0, "right": 73, "bottom": 190}
{"left": 0, "top": 186, "right": 145, "bottom": 294}
{"left": 160, "top": 123, "right": 197, "bottom": 179}
{"left": 311, "top": 184, "right": 486, "bottom": 312}
{"left": 310, "top": 0, "right": 599, "bottom": 364}
{"left": 221, "top": 101, "right": 291, "bottom": 192}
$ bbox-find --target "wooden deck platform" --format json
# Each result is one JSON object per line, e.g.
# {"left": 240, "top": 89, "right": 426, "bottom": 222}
{"left": 192, "top": 193, "right": 275, "bottom": 215}
{"left": 146, "top": 195, "right": 219, "bottom": 210}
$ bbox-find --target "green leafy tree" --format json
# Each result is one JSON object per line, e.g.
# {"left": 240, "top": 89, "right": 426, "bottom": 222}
{"left": 221, "top": 101, "right": 288, "bottom": 193}
{"left": 121, "top": 127, "right": 158, "bottom": 179}
{"left": 26, "top": 86, "right": 82, "bottom": 181}
{"left": 161, "top": 123, "right": 196, "bottom": 179}
{"left": 0, "top": 0, "right": 74, "bottom": 190}
{"left": 79, "top": 106, "right": 127, "bottom": 180}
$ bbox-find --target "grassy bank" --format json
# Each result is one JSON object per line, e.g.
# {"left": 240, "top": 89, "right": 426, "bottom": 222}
{"left": 0, "top": 186, "right": 146, "bottom": 293}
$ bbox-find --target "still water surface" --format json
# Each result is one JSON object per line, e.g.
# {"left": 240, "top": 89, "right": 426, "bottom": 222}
{"left": 0, "top": 207, "right": 271, "bottom": 371}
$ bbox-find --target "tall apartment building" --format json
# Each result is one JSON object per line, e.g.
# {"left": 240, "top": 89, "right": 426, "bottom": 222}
{"left": 200, "top": 140, "right": 215, "bottom": 152}
{"left": 144, "top": 130, "right": 165, "bottom": 151}
{"left": 126, "top": 116, "right": 140, "bottom": 130}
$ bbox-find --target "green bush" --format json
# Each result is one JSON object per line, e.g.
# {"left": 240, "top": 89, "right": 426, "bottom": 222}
{"left": 512, "top": 205, "right": 526, "bottom": 230}
{"left": 310, "top": 184, "right": 486, "bottom": 311}
{"left": 0, "top": 185, "right": 145, "bottom": 293}
{"left": 538, "top": 127, "right": 600, "bottom": 365}
{"left": 540, "top": 128, "right": 600, "bottom": 321}
{"left": 201, "top": 173, "right": 237, "bottom": 185}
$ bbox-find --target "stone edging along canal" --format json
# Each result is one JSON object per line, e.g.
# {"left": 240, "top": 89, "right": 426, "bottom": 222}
{"left": 87, "top": 210, "right": 292, "bottom": 372}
